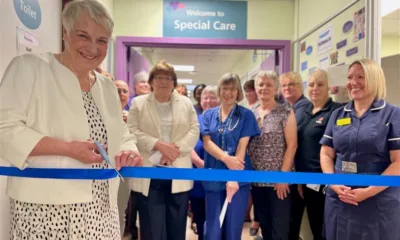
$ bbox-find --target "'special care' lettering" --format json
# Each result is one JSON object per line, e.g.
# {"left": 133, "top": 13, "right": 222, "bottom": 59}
{"left": 174, "top": 20, "right": 236, "bottom": 31}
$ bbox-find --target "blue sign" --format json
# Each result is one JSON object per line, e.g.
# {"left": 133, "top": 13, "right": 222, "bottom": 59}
{"left": 308, "top": 67, "right": 317, "bottom": 75}
{"left": 336, "top": 39, "right": 347, "bottom": 49}
{"left": 14, "top": 0, "right": 42, "bottom": 30}
{"left": 163, "top": 0, "right": 247, "bottom": 39}
{"left": 301, "top": 61, "right": 308, "bottom": 71}
{"left": 306, "top": 46, "right": 313, "bottom": 55}
{"left": 342, "top": 21, "right": 353, "bottom": 34}
{"left": 346, "top": 47, "right": 358, "bottom": 57}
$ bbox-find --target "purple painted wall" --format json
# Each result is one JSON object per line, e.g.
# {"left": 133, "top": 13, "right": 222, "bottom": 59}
{"left": 260, "top": 51, "right": 276, "bottom": 71}
{"left": 115, "top": 37, "right": 291, "bottom": 81}
{"left": 127, "top": 48, "right": 150, "bottom": 95}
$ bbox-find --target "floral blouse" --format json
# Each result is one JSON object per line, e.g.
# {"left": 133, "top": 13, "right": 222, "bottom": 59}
{"left": 248, "top": 103, "right": 292, "bottom": 187}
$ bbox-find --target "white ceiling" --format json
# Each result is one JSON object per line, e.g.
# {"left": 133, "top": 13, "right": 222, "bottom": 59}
{"left": 382, "top": 9, "right": 400, "bottom": 36}
{"left": 137, "top": 47, "right": 252, "bottom": 86}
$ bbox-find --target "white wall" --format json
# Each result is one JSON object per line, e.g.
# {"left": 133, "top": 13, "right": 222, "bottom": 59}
{"left": 97, "top": 0, "right": 114, "bottom": 73}
{"left": 0, "top": 0, "right": 62, "bottom": 239}
{"left": 382, "top": 54, "right": 400, "bottom": 106}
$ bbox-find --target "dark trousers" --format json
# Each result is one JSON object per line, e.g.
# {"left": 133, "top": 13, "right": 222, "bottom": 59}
{"left": 126, "top": 191, "right": 138, "bottom": 238}
{"left": 190, "top": 196, "right": 206, "bottom": 240}
{"left": 252, "top": 186, "right": 292, "bottom": 240}
{"left": 289, "top": 185, "right": 305, "bottom": 240}
{"left": 136, "top": 179, "right": 189, "bottom": 240}
{"left": 302, "top": 185, "right": 326, "bottom": 240}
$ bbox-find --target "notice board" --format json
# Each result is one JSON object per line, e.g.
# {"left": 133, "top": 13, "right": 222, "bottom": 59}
{"left": 298, "top": 0, "right": 367, "bottom": 87}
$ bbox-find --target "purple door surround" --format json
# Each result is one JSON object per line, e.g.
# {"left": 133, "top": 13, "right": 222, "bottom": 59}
{"left": 260, "top": 51, "right": 276, "bottom": 71}
{"left": 128, "top": 48, "right": 150, "bottom": 94}
{"left": 115, "top": 36, "right": 291, "bottom": 81}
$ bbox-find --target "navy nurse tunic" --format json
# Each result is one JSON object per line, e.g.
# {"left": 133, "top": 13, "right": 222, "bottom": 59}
{"left": 320, "top": 99, "right": 400, "bottom": 240}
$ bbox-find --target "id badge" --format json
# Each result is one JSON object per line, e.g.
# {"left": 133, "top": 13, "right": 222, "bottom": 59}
{"left": 306, "top": 184, "right": 320, "bottom": 192}
{"left": 342, "top": 161, "right": 357, "bottom": 173}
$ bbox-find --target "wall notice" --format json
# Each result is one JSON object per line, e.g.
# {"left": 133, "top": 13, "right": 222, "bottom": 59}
{"left": 317, "top": 24, "right": 333, "bottom": 55}
{"left": 17, "top": 26, "right": 39, "bottom": 55}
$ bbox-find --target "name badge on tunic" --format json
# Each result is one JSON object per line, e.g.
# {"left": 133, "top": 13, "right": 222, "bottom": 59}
{"left": 336, "top": 118, "right": 351, "bottom": 126}
{"left": 306, "top": 184, "right": 320, "bottom": 192}
{"left": 342, "top": 161, "right": 357, "bottom": 173}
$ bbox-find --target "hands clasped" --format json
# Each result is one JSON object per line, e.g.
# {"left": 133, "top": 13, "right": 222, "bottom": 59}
{"left": 330, "top": 185, "right": 372, "bottom": 206}
{"left": 221, "top": 155, "right": 245, "bottom": 170}
{"left": 157, "top": 141, "right": 180, "bottom": 166}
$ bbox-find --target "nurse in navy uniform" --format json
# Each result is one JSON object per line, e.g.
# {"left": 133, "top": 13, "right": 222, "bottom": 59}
{"left": 320, "top": 59, "right": 400, "bottom": 240}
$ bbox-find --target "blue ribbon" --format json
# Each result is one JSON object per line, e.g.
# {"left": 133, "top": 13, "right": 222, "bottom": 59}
{"left": 0, "top": 166, "right": 399, "bottom": 187}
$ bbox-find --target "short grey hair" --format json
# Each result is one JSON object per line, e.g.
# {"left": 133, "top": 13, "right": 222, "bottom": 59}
{"left": 62, "top": 0, "right": 114, "bottom": 35}
{"left": 133, "top": 71, "right": 149, "bottom": 86}
{"left": 255, "top": 71, "right": 279, "bottom": 88}
{"left": 217, "top": 73, "right": 244, "bottom": 102}
{"left": 201, "top": 86, "right": 218, "bottom": 99}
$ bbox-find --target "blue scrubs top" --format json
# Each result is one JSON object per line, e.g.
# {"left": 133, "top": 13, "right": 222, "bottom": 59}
{"left": 124, "top": 95, "right": 135, "bottom": 111}
{"left": 200, "top": 105, "right": 260, "bottom": 192}
{"left": 190, "top": 114, "right": 206, "bottom": 198}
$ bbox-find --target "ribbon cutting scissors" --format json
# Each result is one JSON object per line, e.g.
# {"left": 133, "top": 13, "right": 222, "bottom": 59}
{"left": 94, "top": 141, "right": 125, "bottom": 182}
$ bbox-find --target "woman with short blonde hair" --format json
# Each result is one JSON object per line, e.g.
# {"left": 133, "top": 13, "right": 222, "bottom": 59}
{"left": 295, "top": 68, "right": 342, "bottom": 240}
{"left": 320, "top": 59, "right": 400, "bottom": 239}
{"left": 248, "top": 70, "right": 298, "bottom": 240}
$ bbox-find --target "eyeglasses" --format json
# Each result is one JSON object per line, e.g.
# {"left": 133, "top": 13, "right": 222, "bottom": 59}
{"left": 154, "top": 76, "right": 173, "bottom": 81}
{"left": 117, "top": 88, "right": 129, "bottom": 94}
{"left": 280, "top": 82, "right": 299, "bottom": 88}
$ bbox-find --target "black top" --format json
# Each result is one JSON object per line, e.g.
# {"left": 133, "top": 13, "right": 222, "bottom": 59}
{"left": 293, "top": 95, "right": 311, "bottom": 126}
{"left": 295, "top": 98, "right": 343, "bottom": 172}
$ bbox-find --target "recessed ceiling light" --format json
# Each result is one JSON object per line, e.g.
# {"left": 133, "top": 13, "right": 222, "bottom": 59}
{"left": 177, "top": 79, "right": 193, "bottom": 84}
{"left": 173, "top": 65, "right": 195, "bottom": 72}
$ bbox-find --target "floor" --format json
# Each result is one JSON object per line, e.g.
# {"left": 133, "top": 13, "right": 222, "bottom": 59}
{"left": 122, "top": 218, "right": 260, "bottom": 240}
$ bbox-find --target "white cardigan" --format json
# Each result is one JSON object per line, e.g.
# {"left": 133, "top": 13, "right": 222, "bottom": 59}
{"left": 0, "top": 53, "right": 138, "bottom": 205}
{"left": 127, "top": 92, "right": 199, "bottom": 196}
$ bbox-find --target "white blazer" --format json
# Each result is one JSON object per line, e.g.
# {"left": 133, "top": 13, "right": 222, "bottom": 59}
{"left": 127, "top": 92, "right": 199, "bottom": 196}
{"left": 0, "top": 53, "right": 138, "bottom": 206}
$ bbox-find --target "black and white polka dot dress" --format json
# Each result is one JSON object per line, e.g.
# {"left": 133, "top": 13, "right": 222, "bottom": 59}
{"left": 10, "top": 92, "right": 120, "bottom": 240}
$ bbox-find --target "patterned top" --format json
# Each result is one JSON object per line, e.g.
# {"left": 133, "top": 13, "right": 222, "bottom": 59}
{"left": 9, "top": 92, "right": 120, "bottom": 240}
{"left": 248, "top": 103, "right": 292, "bottom": 187}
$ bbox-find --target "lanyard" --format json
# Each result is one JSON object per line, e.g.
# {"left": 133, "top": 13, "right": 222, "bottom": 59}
{"left": 218, "top": 105, "right": 236, "bottom": 151}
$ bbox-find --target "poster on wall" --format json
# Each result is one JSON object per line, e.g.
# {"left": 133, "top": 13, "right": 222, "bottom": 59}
{"left": 163, "top": 0, "right": 247, "bottom": 39}
{"left": 17, "top": 26, "right": 39, "bottom": 55}
{"left": 319, "top": 56, "right": 330, "bottom": 70}
{"left": 301, "top": 41, "right": 306, "bottom": 52}
{"left": 330, "top": 51, "right": 338, "bottom": 65}
{"left": 317, "top": 24, "right": 333, "bottom": 55}
{"left": 353, "top": 7, "right": 365, "bottom": 42}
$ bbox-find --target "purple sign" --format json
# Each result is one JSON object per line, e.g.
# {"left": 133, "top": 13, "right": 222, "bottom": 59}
{"left": 306, "top": 46, "right": 313, "bottom": 55}
{"left": 301, "top": 61, "right": 308, "bottom": 71}
{"left": 346, "top": 47, "right": 358, "bottom": 57}
{"left": 342, "top": 21, "right": 353, "bottom": 34}
{"left": 336, "top": 39, "right": 347, "bottom": 49}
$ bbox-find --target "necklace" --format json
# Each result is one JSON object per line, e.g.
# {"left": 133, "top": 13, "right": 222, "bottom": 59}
{"left": 60, "top": 53, "right": 93, "bottom": 90}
